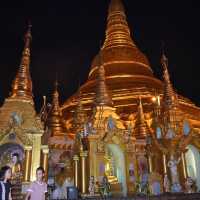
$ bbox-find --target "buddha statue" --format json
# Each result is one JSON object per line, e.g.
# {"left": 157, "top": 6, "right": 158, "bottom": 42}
{"left": 10, "top": 153, "right": 23, "bottom": 200}
{"left": 10, "top": 153, "right": 22, "bottom": 183}
{"left": 105, "top": 151, "right": 118, "bottom": 184}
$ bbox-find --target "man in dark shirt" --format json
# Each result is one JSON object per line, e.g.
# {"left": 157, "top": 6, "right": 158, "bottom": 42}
{"left": 0, "top": 166, "right": 12, "bottom": 200}
{"left": 0, "top": 181, "right": 12, "bottom": 200}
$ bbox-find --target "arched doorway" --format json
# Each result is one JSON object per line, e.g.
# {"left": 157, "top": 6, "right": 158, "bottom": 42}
{"left": 185, "top": 144, "right": 200, "bottom": 190}
{"left": 105, "top": 144, "right": 127, "bottom": 197}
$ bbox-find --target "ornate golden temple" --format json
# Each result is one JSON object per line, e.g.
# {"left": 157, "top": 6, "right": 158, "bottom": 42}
{"left": 1, "top": 0, "right": 200, "bottom": 198}
{"left": 0, "top": 24, "right": 48, "bottom": 199}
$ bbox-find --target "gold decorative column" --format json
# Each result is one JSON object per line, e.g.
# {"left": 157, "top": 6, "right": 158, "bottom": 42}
{"left": 80, "top": 151, "right": 88, "bottom": 194}
{"left": 42, "top": 145, "right": 49, "bottom": 181}
{"left": 73, "top": 155, "right": 79, "bottom": 188}
{"left": 148, "top": 154, "right": 153, "bottom": 173}
{"left": 181, "top": 152, "right": 187, "bottom": 179}
{"left": 24, "top": 146, "right": 32, "bottom": 182}
{"left": 30, "top": 133, "right": 42, "bottom": 181}
{"left": 134, "top": 155, "right": 139, "bottom": 182}
{"left": 162, "top": 154, "right": 167, "bottom": 174}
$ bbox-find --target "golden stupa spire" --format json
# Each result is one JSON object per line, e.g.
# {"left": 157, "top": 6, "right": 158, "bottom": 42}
{"left": 161, "top": 51, "right": 177, "bottom": 108}
{"left": 48, "top": 80, "right": 66, "bottom": 137}
{"left": 11, "top": 23, "right": 33, "bottom": 100}
{"left": 89, "top": 0, "right": 152, "bottom": 79}
{"left": 95, "top": 52, "right": 113, "bottom": 107}
{"left": 134, "top": 98, "right": 150, "bottom": 139}
{"left": 73, "top": 88, "right": 87, "bottom": 129}
{"left": 102, "top": 0, "right": 135, "bottom": 49}
{"left": 161, "top": 51, "right": 182, "bottom": 132}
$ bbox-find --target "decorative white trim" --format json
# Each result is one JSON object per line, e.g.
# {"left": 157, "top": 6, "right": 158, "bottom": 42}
{"left": 0, "top": 181, "right": 6, "bottom": 200}
{"left": 36, "top": 181, "right": 44, "bottom": 186}
{"left": 27, "top": 189, "right": 33, "bottom": 192}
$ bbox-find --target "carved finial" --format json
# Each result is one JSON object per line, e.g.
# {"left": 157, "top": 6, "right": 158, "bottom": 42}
{"left": 102, "top": 0, "right": 135, "bottom": 49}
{"left": 161, "top": 47, "right": 177, "bottom": 108}
{"left": 134, "top": 98, "right": 150, "bottom": 139}
{"left": 161, "top": 42, "right": 169, "bottom": 72}
{"left": 47, "top": 80, "right": 67, "bottom": 137}
{"left": 95, "top": 51, "right": 113, "bottom": 107}
{"left": 24, "top": 21, "right": 32, "bottom": 46}
{"left": 138, "top": 97, "right": 145, "bottom": 123}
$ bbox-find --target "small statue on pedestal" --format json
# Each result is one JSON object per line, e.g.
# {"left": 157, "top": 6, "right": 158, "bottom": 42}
{"left": 10, "top": 153, "right": 22, "bottom": 184}
{"left": 167, "top": 154, "right": 182, "bottom": 192}
{"left": 99, "top": 176, "right": 111, "bottom": 198}
{"left": 9, "top": 153, "right": 23, "bottom": 199}
{"left": 185, "top": 177, "right": 195, "bottom": 193}
{"left": 88, "top": 176, "right": 95, "bottom": 196}
{"left": 163, "top": 174, "right": 170, "bottom": 192}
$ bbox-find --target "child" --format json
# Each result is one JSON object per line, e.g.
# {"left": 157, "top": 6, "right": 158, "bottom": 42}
{"left": 0, "top": 166, "right": 12, "bottom": 200}
{"left": 25, "top": 167, "right": 47, "bottom": 200}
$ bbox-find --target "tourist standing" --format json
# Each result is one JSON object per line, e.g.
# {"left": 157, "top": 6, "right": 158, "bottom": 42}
{"left": 25, "top": 167, "right": 47, "bottom": 200}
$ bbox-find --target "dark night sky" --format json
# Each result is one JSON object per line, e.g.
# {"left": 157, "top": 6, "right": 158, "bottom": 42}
{"left": 0, "top": 0, "right": 199, "bottom": 112}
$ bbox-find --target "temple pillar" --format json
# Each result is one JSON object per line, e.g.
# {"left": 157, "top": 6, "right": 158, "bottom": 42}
{"left": 80, "top": 151, "right": 88, "bottom": 194}
{"left": 41, "top": 145, "right": 49, "bottom": 181}
{"left": 30, "top": 133, "right": 42, "bottom": 181}
{"left": 181, "top": 152, "right": 187, "bottom": 179}
{"left": 162, "top": 153, "right": 167, "bottom": 174}
{"left": 135, "top": 155, "right": 139, "bottom": 181}
{"left": 88, "top": 135, "right": 99, "bottom": 179}
{"left": 73, "top": 155, "right": 79, "bottom": 188}
{"left": 148, "top": 154, "right": 153, "bottom": 173}
{"left": 24, "top": 146, "right": 32, "bottom": 182}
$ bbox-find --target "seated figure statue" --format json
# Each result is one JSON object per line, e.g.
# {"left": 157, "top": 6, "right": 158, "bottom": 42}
{"left": 99, "top": 175, "right": 111, "bottom": 198}
{"left": 9, "top": 153, "right": 23, "bottom": 200}
{"left": 185, "top": 177, "right": 196, "bottom": 193}
{"left": 10, "top": 153, "right": 22, "bottom": 180}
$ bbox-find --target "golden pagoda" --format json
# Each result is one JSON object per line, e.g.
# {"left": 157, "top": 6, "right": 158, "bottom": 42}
{"left": 134, "top": 98, "right": 151, "bottom": 139}
{"left": 46, "top": 81, "right": 74, "bottom": 175}
{"left": 0, "top": 24, "right": 49, "bottom": 195}
{"left": 47, "top": 81, "right": 70, "bottom": 145}
{"left": 0, "top": 0, "right": 200, "bottom": 198}
{"left": 60, "top": 0, "right": 200, "bottom": 197}
{"left": 62, "top": 0, "right": 163, "bottom": 121}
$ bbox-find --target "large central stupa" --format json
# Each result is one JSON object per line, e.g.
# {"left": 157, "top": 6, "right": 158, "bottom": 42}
{"left": 61, "top": 0, "right": 200, "bottom": 131}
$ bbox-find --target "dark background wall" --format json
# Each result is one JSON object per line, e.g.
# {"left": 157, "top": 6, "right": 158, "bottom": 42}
{"left": 0, "top": 1, "right": 199, "bottom": 111}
